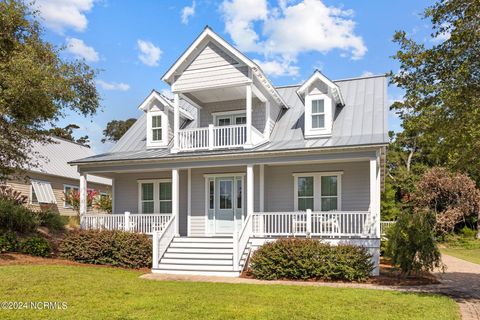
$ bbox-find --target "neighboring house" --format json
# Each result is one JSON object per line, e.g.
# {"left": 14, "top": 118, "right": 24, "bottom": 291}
{"left": 72, "top": 27, "right": 388, "bottom": 276}
{"left": 7, "top": 137, "right": 111, "bottom": 216}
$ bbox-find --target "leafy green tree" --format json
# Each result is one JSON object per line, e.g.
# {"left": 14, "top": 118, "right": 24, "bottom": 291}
{"left": 0, "top": 0, "right": 99, "bottom": 181}
{"left": 101, "top": 118, "right": 136, "bottom": 143}
{"left": 391, "top": 0, "right": 480, "bottom": 181}
{"left": 47, "top": 124, "right": 90, "bottom": 147}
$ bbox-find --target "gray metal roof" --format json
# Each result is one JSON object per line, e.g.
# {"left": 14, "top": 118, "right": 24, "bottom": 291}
{"left": 73, "top": 75, "right": 388, "bottom": 164}
{"left": 28, "top": 137, "right": 112, "bottom": 184}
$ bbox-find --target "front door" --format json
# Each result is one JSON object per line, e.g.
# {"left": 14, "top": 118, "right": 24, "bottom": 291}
{"left": 206, "top": 176, "right": 244, "bottom": 235}
{"left": 215, "top": 178, "right": 235, "bottom": 234}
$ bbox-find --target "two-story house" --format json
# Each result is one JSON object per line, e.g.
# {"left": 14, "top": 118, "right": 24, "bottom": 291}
{"left": 72, "top": 27, "right": 388, "bottom": 277}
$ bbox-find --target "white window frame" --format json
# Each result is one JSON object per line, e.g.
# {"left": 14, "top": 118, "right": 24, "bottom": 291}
{"left": 304, "top": 93, "right": 332, "bottom": 137}
{"left": 213, "top": 110, "right": 247, "bottom": 126}
{"left": 293, "top": 172, "right": 343, "bottom": 211}
{"left": 63, "top": 184, "right": 80, "bottom": 208}
{"left": 146, "top": 107, "right": 168, "bottom": 149}
{"left": 137, "top": 179, "right": 172, "bottom": 214}
{"left": 29, "top": 184, "right": 39, "bottom": 205}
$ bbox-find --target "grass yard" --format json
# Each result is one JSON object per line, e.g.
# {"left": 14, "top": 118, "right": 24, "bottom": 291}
{"left": 0, "top": 264, "right": 459, "bottom": 320}
{"left": 441, "top": 248, "right": 480, "bottom": 265}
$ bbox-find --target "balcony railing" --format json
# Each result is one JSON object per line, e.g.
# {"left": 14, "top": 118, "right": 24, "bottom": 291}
{"left": 178, "top": 124, "right": 247, "bottom": 151}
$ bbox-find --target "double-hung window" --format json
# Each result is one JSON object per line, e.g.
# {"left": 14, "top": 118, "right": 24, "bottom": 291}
{"left": 311, "top": 99, "right": 325, "bottom": 129}
{"left": 294, "top": 172, "right": 342, "bottom": 211}
{"left": 64, "top": 185, "right": 80, "bottom": 208}
{"left": 151, "top": 115, "right": 162, "bottom": 142}
{"left": 138, "top": 180, "right": 172, "bottom": 214}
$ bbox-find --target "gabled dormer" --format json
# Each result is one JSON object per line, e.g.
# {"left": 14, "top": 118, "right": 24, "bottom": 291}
{"left": 297, "top": 70, "right": 345, "bottom": 138}
{"left": 160, "top": 26, "right": 288, "bottom": 153}
{"left": 139, "top": 90, "right": 194, "bottom": 149}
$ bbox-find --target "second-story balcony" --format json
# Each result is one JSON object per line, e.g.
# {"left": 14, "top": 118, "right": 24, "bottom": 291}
{"left": 178, "top": 124, "right": 264, "bottom": 151}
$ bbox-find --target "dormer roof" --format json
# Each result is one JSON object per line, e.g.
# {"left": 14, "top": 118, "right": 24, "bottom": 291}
{"left": 138, "top": 90, "right": 194, "bottom": 120}
{"left": 297, "top": 70, "right": 345, "bottom": 106}
{"left": 161, "top": 26, "right": 288, "bottom": 108}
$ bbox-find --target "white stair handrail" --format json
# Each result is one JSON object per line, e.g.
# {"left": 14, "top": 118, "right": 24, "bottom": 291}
{"left": 234, "top": 214, "right": 253, "bottom": 271}
{"left": 152, "top": 215, "right": 176, "bottom": 269}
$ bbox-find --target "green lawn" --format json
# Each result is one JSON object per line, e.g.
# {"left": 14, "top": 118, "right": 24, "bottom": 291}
{"left": 0, "top": 265, "right": 459, "bottom": 320}
{"left": 441, "top": 248, "right": 480, "bottom": 265}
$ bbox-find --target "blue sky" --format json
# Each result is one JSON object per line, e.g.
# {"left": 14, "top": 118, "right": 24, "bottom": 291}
{"left": 35, "top": 0, "right": 438, "bottom": 153}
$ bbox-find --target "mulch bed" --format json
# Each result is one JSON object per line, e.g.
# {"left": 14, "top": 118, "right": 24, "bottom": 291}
{"left": 240, "top": 258, "right": 439, "bottom": 286}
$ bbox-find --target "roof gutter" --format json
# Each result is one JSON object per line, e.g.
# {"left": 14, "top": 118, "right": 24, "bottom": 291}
{"left": 70, "top": 143, "right": 388, "bottom": 167}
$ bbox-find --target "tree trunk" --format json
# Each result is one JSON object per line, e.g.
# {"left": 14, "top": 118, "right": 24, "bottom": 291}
{"left": 477, "top": 212, "right": 480, "bottom": 239}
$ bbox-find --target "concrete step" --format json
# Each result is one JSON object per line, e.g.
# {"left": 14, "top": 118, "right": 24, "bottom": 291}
{"left": 160, "top": 258, "right": 232, "bottom": 265}
{"left": 157, "top": 264, "right": 234, "bottom": 271}
{"left": 163, "top": 252, "right": 233, "bottom": 259}
{"left": 152, "top": 269, "right": 240, "bottom": 277}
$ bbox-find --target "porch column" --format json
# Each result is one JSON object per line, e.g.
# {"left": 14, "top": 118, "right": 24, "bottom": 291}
{"left": 79, "top": 173, "right": 87, "bottom": 216}
{"left": 187, "top": 168, "right": 191, "bottom": 236}
{"left": 369, "top": 157, "right": 380, "bottom": 238}
{"left": 247, "top": 164, "right": 254, "bottom": 216}
{"left": 245, "top": 84, "right": 252, "bottom": 147}
{"left": 172, "top": 168, "right": 180, "bottom": 236}
{"left": 259, "top": 164, "right": 264, "bottom": 212}
{"left": 172, "top": 93, "right": 180, "bottom": 153}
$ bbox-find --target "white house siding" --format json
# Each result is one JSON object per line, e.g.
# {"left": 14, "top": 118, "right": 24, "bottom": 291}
{"left": 173, "top": 42, "right": 250, "bottom": 92}
{"left": 199, "top": 98, "right": 266, "bottom": 133}
{"left": 264, "top": 161, "right": 370, "bottom": 212}
{"left": 252, "top": 76, "right": 282, "bottom": 135}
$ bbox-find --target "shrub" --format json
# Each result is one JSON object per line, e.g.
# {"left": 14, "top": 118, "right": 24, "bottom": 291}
{"left": 0, "top": 231, "right": 18, "bottom": 253}
{"left": 385, "top": 209, "right": 443, "bottom": 275}
{"left": 20, "top": 236, "right": 51, "bottom": 257}
{"left": 59, "top": 230, "right": 152, "bottom": 268}
{"left": 249, "top": 238, "right": 373, "bottom": 281}
{"left": 37, "top": 210, "right": 67, "bottom": 232}
{"left": 94, "top": 194, "right": 112, "bottom": 213}
{"left": 0, "top": 199, "right": 40, "bottom": 234}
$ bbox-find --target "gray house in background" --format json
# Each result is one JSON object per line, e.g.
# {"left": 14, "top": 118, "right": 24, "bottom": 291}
{"left": 72, "top": 27, "right": 388, "bottom": 277}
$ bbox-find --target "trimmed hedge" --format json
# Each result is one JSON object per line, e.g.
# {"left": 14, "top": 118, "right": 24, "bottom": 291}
{"left": 20, "top": 236, "right": 51, "bottom": 257}
{"left": 59, "top": 230, "right": 152, "bottom": 268}
{"left": 250, "top": 238, "right": 373, "bottom": 281}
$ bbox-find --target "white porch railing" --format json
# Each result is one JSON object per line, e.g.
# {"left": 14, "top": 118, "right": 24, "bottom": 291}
{"left": 233, "top": 213, "right": 253, "bottom": 271}
{"left": 380, "top": 221, "right": 396, "bottom": 236}
{"left": 178, "top": 124, "right": 247, "bottom": 151}
{"left": 80, "top": 212, "right": 171, "bottom": 235}
{"left": 152, "top": 215, "right": 176, "bottom": 269}
{"left": 252, "top": 210, "right": 375, "bottom": 238}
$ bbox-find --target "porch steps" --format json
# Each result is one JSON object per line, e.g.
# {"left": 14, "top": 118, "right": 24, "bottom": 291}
{"left": 154, "top": 236, "right": 243, "bottom": 277}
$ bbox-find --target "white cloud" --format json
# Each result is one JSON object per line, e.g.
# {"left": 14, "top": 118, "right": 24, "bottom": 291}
{"left": 361, "top": 71, "right": 374, "bottom": 77}
{"left": 220, "top": 0, "right": 268, "bottom": 52}
{"left": 66, "top": 38, "right": 99, "bottom": 62}
{"left": 96, "top": 80, "right": 130, "bottom": 91}
{"left": 137, "top": 40, "right": 162, "bottom": 67}
{"left": 35, "top": 0, "right": 94, "bottom": 33}
{"left": 220, "top": 0, "right": 366, "bottom": 76}
{"left": 253, "top": 59, "right": 299, "bottom": 77}
{"left": 181, "top": 1, "right": 196, "bottom": 25}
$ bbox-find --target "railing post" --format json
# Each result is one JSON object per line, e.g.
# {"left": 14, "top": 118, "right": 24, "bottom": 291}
{"left": 124, "top": 211, "right": 130, "bottom": 232}
{"left": 233, "top": 231, "right": 239, "bottom": 272}
{"left": 152, "top": 231, "right": 159, "bottom": 269}
{"left": 306, "top": 209, "right": 312, "bottom": 237}
{"left": 208, "top": 124, "right": 214, "bottom": 150}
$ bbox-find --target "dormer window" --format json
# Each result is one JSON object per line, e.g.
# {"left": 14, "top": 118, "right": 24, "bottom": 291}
{"left": 151, "top": 115, "right": 163, "bottom": 141}
{"left": 311, "top": 99, "right": 325, "bottom": 129}
{"left": 305, "top": 93, "right": 332, "bottom": 137}
{"left": 146, "top": 109, "right": 168, "bottom": 148}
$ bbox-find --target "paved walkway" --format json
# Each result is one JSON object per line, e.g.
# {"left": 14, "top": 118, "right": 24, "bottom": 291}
{"left": 142, "top": 254, "right": 480, "bottom": 319}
